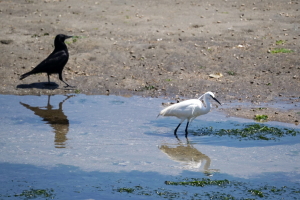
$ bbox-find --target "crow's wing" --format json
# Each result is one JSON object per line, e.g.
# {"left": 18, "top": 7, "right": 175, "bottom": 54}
{"left": 31, "top": 50, "right": 69, "bottom": 74}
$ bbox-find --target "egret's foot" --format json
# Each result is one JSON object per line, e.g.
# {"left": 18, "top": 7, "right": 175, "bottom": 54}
{"left": 186, "top": 137, "right": 190, "bottom": 144}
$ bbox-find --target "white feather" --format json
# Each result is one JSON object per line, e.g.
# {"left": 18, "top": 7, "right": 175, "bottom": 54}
{"left": 158, "top": 91, "right": 221, "bottom": 138}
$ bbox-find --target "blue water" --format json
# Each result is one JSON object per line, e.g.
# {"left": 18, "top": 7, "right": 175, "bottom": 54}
{"left": 0, "top": 94, "right": 299, "bottom": 199}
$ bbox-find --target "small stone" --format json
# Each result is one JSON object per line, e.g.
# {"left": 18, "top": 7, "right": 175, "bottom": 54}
{"left": 0, "top": 39, "right": 13, "bottom": 44}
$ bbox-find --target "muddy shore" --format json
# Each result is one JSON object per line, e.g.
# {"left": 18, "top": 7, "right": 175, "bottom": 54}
{"left": 0, "top": 0, "right": 299, "bottom": 124}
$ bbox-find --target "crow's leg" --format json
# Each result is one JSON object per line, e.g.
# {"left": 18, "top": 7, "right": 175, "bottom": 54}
{"left": 59, "top": 72, "right": 74, "bottom": 88}
{"left": 45, "top": 74, "right": 52, "bottom": 85}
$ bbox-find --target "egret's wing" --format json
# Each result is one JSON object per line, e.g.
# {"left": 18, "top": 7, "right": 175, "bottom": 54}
{"left": 191, "top": 104, "right": 197, "bottom": 116}
{"left": 159, "top": 99, "right": 199, "bottom": 119}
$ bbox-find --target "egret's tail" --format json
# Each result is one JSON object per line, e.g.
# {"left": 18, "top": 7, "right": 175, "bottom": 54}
{"left": 158, "top": 106, "right": 172, "bottom": 117}
{"left": 157, "top": 110, "right": 164, "bottom": 118}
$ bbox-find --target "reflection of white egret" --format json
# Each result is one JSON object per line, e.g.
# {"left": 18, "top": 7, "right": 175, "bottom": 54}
{"left": 159, "top": 143, "right": 219, "bottom": 175}
{"left": 158, "top": 91, "right": 221, "bottom": 138}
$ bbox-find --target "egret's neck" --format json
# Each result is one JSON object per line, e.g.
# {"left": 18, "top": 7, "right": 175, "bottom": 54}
{"left": 202, "top": 97, "right": 212, "bottom": 114}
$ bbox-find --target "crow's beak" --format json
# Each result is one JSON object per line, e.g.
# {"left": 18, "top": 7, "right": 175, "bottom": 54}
{"left": 66, "top": 35, "right": 73, "bottom": 39}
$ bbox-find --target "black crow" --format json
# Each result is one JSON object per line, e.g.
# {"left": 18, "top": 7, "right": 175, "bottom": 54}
{"left": 20, "top": 34, "right": 74, "bottom": 87}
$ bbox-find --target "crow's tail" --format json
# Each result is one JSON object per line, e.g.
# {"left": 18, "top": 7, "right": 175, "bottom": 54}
{"left": 20, "top": 71, "right": 33, "bottom": 80}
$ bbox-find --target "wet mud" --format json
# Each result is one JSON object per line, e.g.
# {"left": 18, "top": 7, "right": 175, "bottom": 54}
{"left": 0, "top": 0, "right": 299, "bottom": 124}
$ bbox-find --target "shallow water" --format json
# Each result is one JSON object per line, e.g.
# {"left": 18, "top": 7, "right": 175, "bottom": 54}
{"left": 0, "top": 94, "right": 299, "bottom": 199}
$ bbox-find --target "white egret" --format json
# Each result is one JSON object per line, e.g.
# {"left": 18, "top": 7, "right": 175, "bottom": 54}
{"left": 158, "top": 91, "right": 221, "bottom": 138}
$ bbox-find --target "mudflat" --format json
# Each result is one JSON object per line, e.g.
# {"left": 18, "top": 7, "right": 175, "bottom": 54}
{"left": 0, "top": 0, "right": 299, "bottom": 124}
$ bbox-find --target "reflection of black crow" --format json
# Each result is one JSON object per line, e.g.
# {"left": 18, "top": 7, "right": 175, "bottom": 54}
{"left": 20, "top": 34, "right": 73, "bottom": 87}
{"left": 159, "top": 143, "right": 218, "bottom": 175}
{"left": 20, "top": 95, "right": 74, "bottom": 148}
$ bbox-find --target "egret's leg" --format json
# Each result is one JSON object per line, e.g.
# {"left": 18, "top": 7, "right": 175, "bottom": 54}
{"left": 185, "top": 121, "right": 190, "bottom": 138}
{"left": 174, "top": 119, "right": 186, "bottom": 139}
{"left": 174, "top": 123, "right": 182, "bottom": 138}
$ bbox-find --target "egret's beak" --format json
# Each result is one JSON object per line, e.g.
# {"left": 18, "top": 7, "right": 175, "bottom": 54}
{"left": 212, "top": 97, "right": 221, "bottom": 105}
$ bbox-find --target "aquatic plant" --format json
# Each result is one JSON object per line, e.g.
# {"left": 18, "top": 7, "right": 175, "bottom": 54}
{"left": 115, "top": 185, "right": 144, "bottom": 194}
{"left": 248, "top": 189, "right": 264, "bottom": 197}
{"left": 71, "top": 35, "right": 84, "bottom": 43}
{"left": 270, "top": 48, "right": 293, "bottom": 54}
{"left": 13, "top": 188, "right": 55, "bottom": 199}
{"left": 114, "top": 178, "right": 300, "bottom": 199}
{"left": 254, "top": 114, "right": 268, "bottom": 122}
{"left": 195, "top": 124, "right": 299, "bottom": 141}
{"left": 144, "top": 85, "right": 157, "bottom": 90}
{"left": 275, "top": 40, "right": 285, "bottom": 45}
{"left": 226, "top": 71, "right": 236, "bottom": 76}
{"left": 65, "top": 35, "right": 85, "bottom": 44}
{"left": 116, "top": 187, "right": 135, "bottom": 193}
{"left": 165, "top": 178, "right": 230, "bottom": 187}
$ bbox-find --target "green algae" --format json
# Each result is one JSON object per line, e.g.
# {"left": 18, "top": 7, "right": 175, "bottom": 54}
{"left": 165, "top": 178, "right": 230, "bottom": 187}
{"left": 195, "top": 124, "right": 299, "bottom": 141}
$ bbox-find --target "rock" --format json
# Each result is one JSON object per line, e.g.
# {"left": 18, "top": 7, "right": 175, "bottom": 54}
{"left": 0, "top": 39, "right": 13, "bottom": 44}
{"left": 209, "top": 73, "right": 223, "bottom": 78}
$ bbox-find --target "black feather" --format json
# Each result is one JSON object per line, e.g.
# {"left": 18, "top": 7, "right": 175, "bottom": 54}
{"left": 19, "top": 34, "right": 73, "bottom": 87}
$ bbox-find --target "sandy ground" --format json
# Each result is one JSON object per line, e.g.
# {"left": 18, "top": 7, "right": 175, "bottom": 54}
{"left": 0, "top": 0, "right": 299, "bottom": 124}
